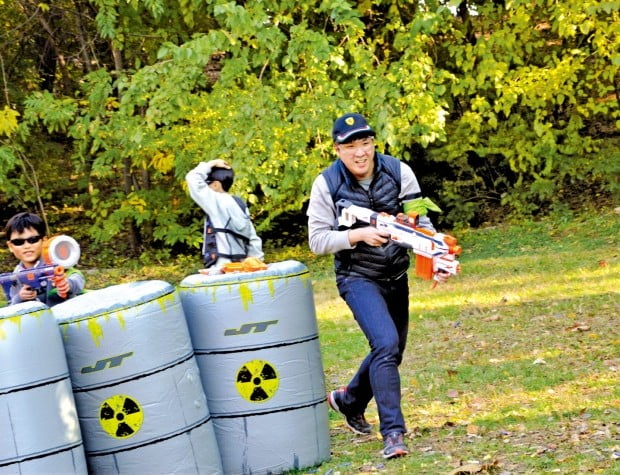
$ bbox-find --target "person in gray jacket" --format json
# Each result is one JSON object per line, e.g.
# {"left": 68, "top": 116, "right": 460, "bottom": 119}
{"left": 186, "top": 159, "right": 263, "bottom": 270}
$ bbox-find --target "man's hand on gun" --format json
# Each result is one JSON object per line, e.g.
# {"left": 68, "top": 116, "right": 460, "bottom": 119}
{"left": 348, "top": 227, "right": 390, "bottom": 247}
{"left": 433, "top": 270, "right": 451, "bottom": 284}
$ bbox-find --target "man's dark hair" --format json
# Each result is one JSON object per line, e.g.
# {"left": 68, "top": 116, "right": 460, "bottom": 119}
{"left": 5, "top": 212, "right": 46, "bottom": 239}
{"left": 207, "top": 167, "right": 234, "bottom": 192}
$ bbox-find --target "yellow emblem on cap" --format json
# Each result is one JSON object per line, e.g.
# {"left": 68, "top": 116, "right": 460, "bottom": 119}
{"left": 345, "top": 117, "right": 355, "bottom": 125}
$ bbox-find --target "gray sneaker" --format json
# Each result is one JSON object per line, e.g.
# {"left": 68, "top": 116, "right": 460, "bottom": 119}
{"left": 327, "top": 388, "right": 372, "bottom": 435}
{"left": 383, "top": 431, "right": 409, "bottom": 459}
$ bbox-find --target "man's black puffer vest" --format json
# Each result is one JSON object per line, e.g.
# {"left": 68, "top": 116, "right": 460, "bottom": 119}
{"left": 322, "top": 153, "right": 409, "bottom": 280}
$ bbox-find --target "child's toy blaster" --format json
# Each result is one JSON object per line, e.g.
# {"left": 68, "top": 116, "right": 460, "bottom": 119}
{"left": 336, "top": 199, "right": 461, "bottom": 282}
{"left": 0, "top": 265, "right": 66, "bottom": 300}
{"left": 0, "top": 235, "right": 81, "bottom": 300}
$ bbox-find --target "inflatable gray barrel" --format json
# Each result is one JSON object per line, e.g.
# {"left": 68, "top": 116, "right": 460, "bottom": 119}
{"left": 0, "top": 301, "right": 87, "bottom": 475}
{"left": 178, "top": 260, "right": 330, "bottom": 475}
{"left": 52, "top": 280, "right": 223, "bottom": 474}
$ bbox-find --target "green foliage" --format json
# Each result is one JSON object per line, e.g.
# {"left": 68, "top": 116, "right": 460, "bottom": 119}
{"left": 404, "top": 197, "right": 443, "bottom": 216}
{"left": 431, "top": 0, "right": 619, "bottom": 223}
{"left": 23, "top": 92, "right": 78, "bottom": 132}
{"left": 0, "top": 107, "right": 20, "bottom": 136}
{"left": 0, "top": 0, "right": 617, "bottom": 253}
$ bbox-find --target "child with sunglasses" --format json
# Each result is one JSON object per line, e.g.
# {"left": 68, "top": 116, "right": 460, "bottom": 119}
{"left": 3, "top": 212, "right": 85, "bottom": 306}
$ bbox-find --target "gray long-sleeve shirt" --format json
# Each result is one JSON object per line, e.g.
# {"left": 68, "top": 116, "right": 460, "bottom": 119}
{"left": 186, "top": 162, "right": 263, "bottom": 267}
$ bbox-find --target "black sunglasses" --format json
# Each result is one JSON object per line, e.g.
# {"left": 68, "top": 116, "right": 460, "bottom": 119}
{"left": 9, "top": 235, "right": 42, "bottom": 246}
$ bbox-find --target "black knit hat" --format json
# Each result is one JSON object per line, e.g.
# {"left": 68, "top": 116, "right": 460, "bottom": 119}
{"left": 207, "top": 167, "right": 234, "bottom": 192}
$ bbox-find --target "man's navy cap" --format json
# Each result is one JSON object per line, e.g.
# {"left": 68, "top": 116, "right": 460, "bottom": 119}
{"left": 332, "top": 113, "right": 376, "bottom": 144}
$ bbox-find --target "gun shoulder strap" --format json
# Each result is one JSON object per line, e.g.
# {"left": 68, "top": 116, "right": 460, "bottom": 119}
{"left": 203, "top": 195, "right": 250, "bottom": 267}
{"left": 232, "top": 195, "right": 248, "bottom": 214}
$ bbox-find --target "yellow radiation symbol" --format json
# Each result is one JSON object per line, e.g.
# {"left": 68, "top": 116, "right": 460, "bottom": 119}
{"left": 99, "top": 394, "right": 143, "bottom": 439}
{"left": 235, "top": 360, "right": 279, "bottom": 403}
{"left": 345, "top": 117, "right": 355, "bottom": 125}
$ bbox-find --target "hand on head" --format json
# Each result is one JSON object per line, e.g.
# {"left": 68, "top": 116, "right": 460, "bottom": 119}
{"left": 209, "top": 159, "right": 230, "bottom": 169}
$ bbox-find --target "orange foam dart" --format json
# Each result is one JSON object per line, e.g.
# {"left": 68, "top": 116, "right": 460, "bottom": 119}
{"left": 221, "top": 262, "right": 244, "bottom": 273}
{"left": 222, "top": 257, "right": 268, "bottom": 274}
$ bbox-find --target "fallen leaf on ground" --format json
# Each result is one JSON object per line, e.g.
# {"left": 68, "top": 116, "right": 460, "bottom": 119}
{"left": 467, "top": 424, "right": 479, "bottom": 435}
{"left": 484, "top": 314, "right": 501, "bottom": 321}
{"left": 450, "top": 462, "right": 483, "bottom": 474}
{"left": 566, "top": 322, "right": 591, "bottom": 332}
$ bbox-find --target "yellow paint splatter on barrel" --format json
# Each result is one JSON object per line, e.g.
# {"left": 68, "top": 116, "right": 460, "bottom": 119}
{"left": 156, "top": 292, "right": 176, "bottom": 313}
{"left": 61, "top": 324, "right": 70, "bottom": 341}
{"left": 238, "top": 283, "right": 253, "bottom": 311}
{"left": 87, "top": 317, "right": 106, "bottom": 347}
{"left": 115, "top": 311, "right": 126, "bottom": 330}
{"left": 0, "top": 315, "right": 25, "bottom": 340}
{"left": 0, "top": 320, "right": 11, "bottom": 340}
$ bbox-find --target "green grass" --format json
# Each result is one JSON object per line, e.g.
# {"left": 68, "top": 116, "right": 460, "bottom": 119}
{"left": 306, "top": 207, "right": 619, "bottom": 474}
{"left": 1, "top": 207, "right": 618, "bottom": 474}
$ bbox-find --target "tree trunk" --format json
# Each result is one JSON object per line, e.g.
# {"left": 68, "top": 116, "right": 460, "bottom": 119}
{"left": 112, "top": 46, "right": 140, "bottom": 255}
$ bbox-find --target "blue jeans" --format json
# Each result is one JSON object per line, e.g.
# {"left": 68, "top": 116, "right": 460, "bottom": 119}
{"left": 336, "top": 273, "right": 409, "bottom": 436}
